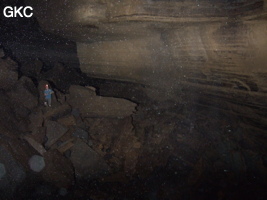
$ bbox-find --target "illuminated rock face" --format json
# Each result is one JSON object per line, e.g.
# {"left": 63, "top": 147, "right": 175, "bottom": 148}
{"left": 26, "top": 0, "right": 267, "bottom": 84}
{"left": 27, "top": 0, "right": 267, "bottom": 128}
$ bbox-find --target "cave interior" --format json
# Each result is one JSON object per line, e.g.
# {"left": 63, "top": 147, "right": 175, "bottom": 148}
{"left": 0, "top": 0, "right": 267, "bottom": 199}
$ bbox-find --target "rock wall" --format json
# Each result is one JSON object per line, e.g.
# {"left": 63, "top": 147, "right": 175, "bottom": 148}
{"left": 26, "top": 0, "right": 267, "bottom": 88}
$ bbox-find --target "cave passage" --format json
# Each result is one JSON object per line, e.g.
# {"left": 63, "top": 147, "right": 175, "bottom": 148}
{"left": 0, "top": 0, "right": 267, "bottom": 200}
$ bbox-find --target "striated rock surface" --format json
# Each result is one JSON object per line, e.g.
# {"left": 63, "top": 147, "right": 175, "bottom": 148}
{"left": 26, "top": 0, "right": 267, "bottom": 83}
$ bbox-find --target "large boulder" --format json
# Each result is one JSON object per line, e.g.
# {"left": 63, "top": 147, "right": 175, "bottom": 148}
{"left": 29, "top": 110, "right": 43, "bottom": 133}
{"left": 43, "top": 104, "right": 72, "bottom": 120}
{"left": 68, "top": 85, "right": 136, "bottom": 118}
{"left": 7, "top": 76, "right": 38, "bottom": 110}
{"left": 0, "top": 91, "right": 21, "bottom": 133}
{"left": 24, "top": 136, "right": 47, "bottom": 156}
{"left": 70, "top": 139, "right": 111, "bottom": 180}
{"left": 31, "top": 127, "right": 46, "bottom": 144}
{"left": 57, "top": 115, "right": 76, "bottom": 127}
{"left": 0, "top": 57, "right": 18, "bottom": 90}
{"left": 45, "top": 120, "right": 69, "bottom": 148}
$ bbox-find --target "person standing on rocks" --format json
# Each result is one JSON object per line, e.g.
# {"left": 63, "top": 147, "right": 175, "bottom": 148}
{"left": 44, "top": 84, "right": 54, "bottom": 107}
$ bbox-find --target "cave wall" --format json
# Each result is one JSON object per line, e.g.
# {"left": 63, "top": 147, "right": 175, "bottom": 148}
{"left": 26, "top": 0, "right": 267, "bottom": 86}
{"left": 77, "top": 21, "right": 267, "bottom": 86}
{"left": 24, "top": 0, "right": 267, "bottom": 133}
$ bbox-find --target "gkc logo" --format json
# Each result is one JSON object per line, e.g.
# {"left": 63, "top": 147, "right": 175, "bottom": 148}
{"left": 3, "top": 6, "right": 33, "bottom": 18}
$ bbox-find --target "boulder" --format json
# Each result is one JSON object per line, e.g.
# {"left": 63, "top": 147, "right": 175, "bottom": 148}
{"left": 12, "top": 104, "right": 31, "bottom": 120}
{"left": 0, "top": 57, "right": 18, "bottom": 90}
{"left": 43, "top": 104, "right": 72, "bottom": 120}
{"left": 29, "top": 110, "right": 43, "bottom": 132}
{"left": 45, "top": 120, "right": 69, "bottom": 148}
{"left": 57, "top": 138, "right": 75, "bottom": 154}
{"left": 54, "top": 88, "right": 67, "bottom": 104}
{"left": 24, "top": 136, "right": 46, "bottom": 156}
{"left": 28, "top": 155, "right": 45, "bottom": 172}
{"left": 31, "top": 127, "right": 46, "bottom": 144}
{"left": 68, "top": 85, "right": 136, "bottom": 118}
{"left": 42, "top": 150, "right": 74, "bottom": 188}
{"left": 85, "top": 118, "right": 122, "bottom": 152}
{"left": 7, "top": 76, "right": 38, "bottom": 110}
{"left": 0, "top": 92, "right": 21, "bottom": 133}
{"left": 70, "top": 139, "right": 111, "bottom": 180}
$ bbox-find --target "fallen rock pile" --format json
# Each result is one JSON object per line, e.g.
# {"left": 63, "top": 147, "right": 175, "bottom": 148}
{"left": 0, "top": 49, "right": 140, "bottom": 197}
